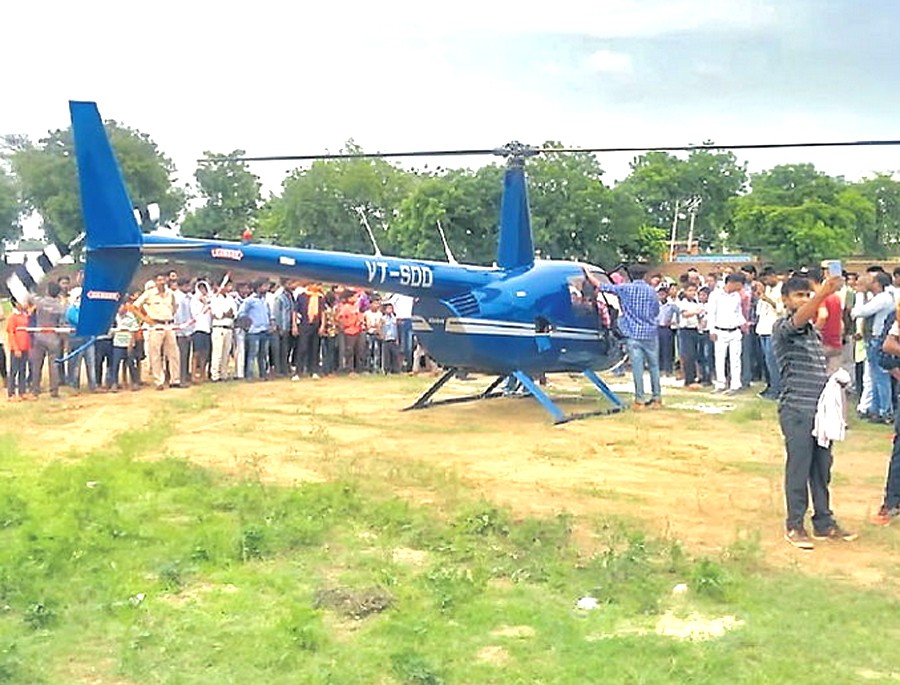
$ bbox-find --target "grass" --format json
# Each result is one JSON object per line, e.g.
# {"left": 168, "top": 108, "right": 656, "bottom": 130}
{"left": 1, "top": 410, "right": 900, "bottom": 683}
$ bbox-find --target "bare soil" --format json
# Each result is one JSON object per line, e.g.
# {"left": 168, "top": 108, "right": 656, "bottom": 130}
{"left": 23, "top": 372, "right": 900, "bottom": 590}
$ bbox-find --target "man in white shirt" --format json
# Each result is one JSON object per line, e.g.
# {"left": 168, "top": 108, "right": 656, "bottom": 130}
{"left": 851, "top": 271, "right": 895, "bottom": 422}
{"left": 707, "top": 273, "right": 747, "bottom": 393}
{"left": 209, "top": 286, "right": 236, "bottom": 381}
{"left": 754, "top": 267, "right": 784, "bottom": 399}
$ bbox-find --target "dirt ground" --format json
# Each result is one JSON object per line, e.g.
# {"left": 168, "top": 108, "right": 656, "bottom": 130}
{"left": 22, "top": 371, "right": 900, "bottom": 590}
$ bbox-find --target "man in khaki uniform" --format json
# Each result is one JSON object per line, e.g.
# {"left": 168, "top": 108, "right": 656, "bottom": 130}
{"left": 135, "top": 273, "right": 180, "bottom": 390}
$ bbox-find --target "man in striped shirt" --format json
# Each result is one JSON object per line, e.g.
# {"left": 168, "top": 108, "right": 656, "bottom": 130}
{"left": 774, "top": 274, "right": 856, "bottom": 550}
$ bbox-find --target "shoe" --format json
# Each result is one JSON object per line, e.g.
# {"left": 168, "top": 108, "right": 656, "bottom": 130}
{"left": 784, "top": 527, "right": 815, "bottom": 550}
{"left": 291, "top": 375, "right": 300, "bottom": 381}
{"left": 872, "top": 506, "right": 900, "bottom": 526}
{"left": 646, "top": 399, "right": 663, "bottom": 409}
{"left": 811, "top": 524, "right": 858, "bottom": 542}
{"left": 723, "top": 388, "right": 739, "bottom": 396}
{"left": 631, "top": 402, "right": 647, "bottom": 411}
{"left": 311, "top": 373, "right": 320, "bottom": 380}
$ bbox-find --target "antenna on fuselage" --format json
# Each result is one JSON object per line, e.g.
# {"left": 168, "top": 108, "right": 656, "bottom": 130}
{"left": 435, "top": 219, "right": 458, "bottom": 265}
{"left": 354, "top": 206, "right": 382, "bottom": 257}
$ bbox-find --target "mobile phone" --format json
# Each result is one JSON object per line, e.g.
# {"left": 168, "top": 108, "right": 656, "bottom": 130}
{"left": 823, "top": 260, "right": 842, "bottom": 277}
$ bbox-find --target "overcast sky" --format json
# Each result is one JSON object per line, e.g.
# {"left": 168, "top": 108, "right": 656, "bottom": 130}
{"left": 4, "top": 0, "right": 899, "bottom": 197}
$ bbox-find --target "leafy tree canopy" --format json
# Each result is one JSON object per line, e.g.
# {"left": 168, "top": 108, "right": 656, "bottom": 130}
{"left": 181, "top": 151, "right": 262, "bottom": 240}
{"left": 10, "top": 122, "right": 186, "bottom": 248}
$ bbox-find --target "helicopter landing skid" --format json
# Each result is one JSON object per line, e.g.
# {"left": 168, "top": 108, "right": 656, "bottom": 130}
{"left": 403, "top": 368, "right": 508, "bottom": 411}
{"left": 511, "top": 369, "right": 625, "bottom": 425}
{"left": 403, "top": 367, "right": 625, "bottom": 425}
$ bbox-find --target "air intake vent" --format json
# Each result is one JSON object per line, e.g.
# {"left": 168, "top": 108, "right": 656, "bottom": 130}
{"left": 444, "top": 292, "right": 480, "bottom": 317}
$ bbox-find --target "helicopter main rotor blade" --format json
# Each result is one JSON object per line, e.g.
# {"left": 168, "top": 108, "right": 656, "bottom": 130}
{"left": 204, "top": 138, "right": 900, "bottom": 164}
{"left": 541, "top": 139, "right": 900, "bottom": 154}
{"left": 202, "top": 148, "right": 499, "bottom": 163}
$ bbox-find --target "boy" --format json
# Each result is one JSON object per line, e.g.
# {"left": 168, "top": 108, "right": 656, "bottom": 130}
{"left": 6, "top": 299, "right": 31, "bottom": 401}
{"left": 774, "top": 274, "right": 857, "bottom": 549}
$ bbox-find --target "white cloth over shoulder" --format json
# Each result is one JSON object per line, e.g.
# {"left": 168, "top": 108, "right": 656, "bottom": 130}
{"left": 813, "top": 368, "right": 852, "bottom": 448}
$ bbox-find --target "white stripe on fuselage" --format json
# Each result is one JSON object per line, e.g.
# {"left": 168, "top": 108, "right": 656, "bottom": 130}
{"left": 433, "top": 317, "right": 600, "bottom": 341}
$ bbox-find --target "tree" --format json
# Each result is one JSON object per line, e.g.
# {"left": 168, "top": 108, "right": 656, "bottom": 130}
{"left": 181, "top": 151, "right": 262, "bottom": 240}
{"left": 391, "top": 165, "right": 503, "bottom": 264}
{"left": 0, "top": 166, "right": 21, "bottom": 244}
{"left": 10, "top": 123, "right": 186, "bottom": 247}
{"left": 852, "top": 174, "right": 900, "bottom": 256}
{"left": 527, "top": 146, "right": 647, "bottom": 266}
{"left": 617, "top": 148, "right": 747, "bottom": 249}
{"left": 273, "top": 142, "right": 415, "bottom": 254}
{"left": 727, "top": 164, "right": 870, "bottom": 265}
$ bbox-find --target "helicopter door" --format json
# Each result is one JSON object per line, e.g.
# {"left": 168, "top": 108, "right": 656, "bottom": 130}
{"left": 568, "top": 272, "right": 621, "bottom": 336}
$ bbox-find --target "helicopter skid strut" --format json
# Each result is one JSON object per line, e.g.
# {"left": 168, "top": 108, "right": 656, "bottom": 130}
{"left": 403, "top": 367, "right": 625, "bottom": 424}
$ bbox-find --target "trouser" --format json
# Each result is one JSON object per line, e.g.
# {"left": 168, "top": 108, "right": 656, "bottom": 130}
{"left": 883, "top": 406, "right": 900, "bottom": 510}
{"left": 342, "top": 333, "right": 365, "bottom": 372}
{"left": 277, "top": 330, "right": 292, "bottom": 375}
{"left": 95, "top": 337, "right": 114, "bottom": 388}
{"left": 697, "top": 332, "right": 712, "bottom": 383}
{"left": 30, "top": 335, "right": 61, "bottom": 396}
{"left": 210, "top": 327, "right": 233, "bottom": 381}
{"left": 0, "top": 343, "right": 6, "bottom": 380}
{"left": 148, "top": 328, "right": 180, "bottom": 388}
{"left": 321, "top": 336, "right": 338, "bottom": 375}
{"left": 624, "top": 336, "right": 661, "bottom": 403}
{"left": 367, "top": 333, "right": 382, "bottom": 372}
{"left": 191, "top": 331, "right": 211, "bottom": 381}
{"left": 176, "top": 335, "right": 192, "bottom": 385}
{"left": 296, "top": 325, "right": 320, "bottom": 375}
{"left": 657, "top": 327, "right": 674, "bottom": 374}
{"left": 112, "top": 346, "right": 138, "bottom": 387}
{"left": 233, "top": 329, "right": 246, "bottom": 379}
{"left": 8, "top": 352, "right": 28, "bottom": 397}
{"left": 759, "top": 334, "right": 780, "bottom": 396}
{"left": 267, "top": 331, "right": 280, "bottom": 375}
{"left": 867, "top": 338, "right": 893, "bottom": 418}
{"left": 381, "top": 339, "right": 401, "bottom": 374}
{"left": 741, "top": 330, "right": 760, "bottom": 386}
{"left": 779, "top": 406, "right": 835, "bottom": 532}
{"left": 713, "top": 329, "right": 742, "bottom": 390}
{"left": 677, "top": 328, "right": 701, "bottom": 385}
{"left": 245, "top": 332, "right": 268, "bottom": 380}
{"left": 68, "top": 337, "right": 97, "bottom": 391}
{"left": 398, "top": 319, "right": 414, "bottom": 370}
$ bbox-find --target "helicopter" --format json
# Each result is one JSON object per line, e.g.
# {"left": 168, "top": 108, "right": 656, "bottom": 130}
{"left": 64, "top": 101, "right": 900, "bottom": 423}
{"left": 67, "top": 100, "right": 634, "bottom": 423}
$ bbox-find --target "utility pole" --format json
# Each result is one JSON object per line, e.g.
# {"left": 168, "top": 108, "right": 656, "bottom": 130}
{"left": 668, "top": 199, "right": 680, "bottom": 262}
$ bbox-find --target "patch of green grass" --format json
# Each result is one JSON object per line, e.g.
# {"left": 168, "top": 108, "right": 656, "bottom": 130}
{"left": 726, "top": 402, "right": 765, "bottom": 424}
{"left": 2, "top": 432, "right": 900, "bottom": 684}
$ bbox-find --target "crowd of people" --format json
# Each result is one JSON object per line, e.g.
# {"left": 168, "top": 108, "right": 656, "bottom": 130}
{"left": 595, "top": 261, "right": 900, "bottom": 546}
{"left": 1, "top": 269, "right": 427, "bottom": 399}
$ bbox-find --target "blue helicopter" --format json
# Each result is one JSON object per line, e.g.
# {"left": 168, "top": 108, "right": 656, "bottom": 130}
{"left": 69, "top": 100, "right": 631, "bottom": 423}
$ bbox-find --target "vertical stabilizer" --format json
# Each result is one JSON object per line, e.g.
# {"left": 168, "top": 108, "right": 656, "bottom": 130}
{"left": 496, "top": 164, "right": 534, "bottom": 270}
{"left": 70, "top": 101, "right": 143, "bottom": 336}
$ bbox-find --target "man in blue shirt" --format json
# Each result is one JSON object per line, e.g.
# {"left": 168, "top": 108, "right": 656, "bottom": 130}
{"left": 586, "top": 264, "right": 661, "bottom": 408}
{"left": 238, "top": 280, "right": 273, "bottom": 380}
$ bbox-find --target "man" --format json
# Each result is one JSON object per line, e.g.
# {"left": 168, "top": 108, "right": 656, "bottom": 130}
{"left": 675, "top": 283, "right": 704, "bottom": 388}
{"left": 874, "top": 317, "right": 900, "bottom": 525}
{"left": 209, "top": 283, "right": 236, "bottom": 381}
{"left": 237, "top": 280, "right": 272, "bottom": 380}
{"left": 775, "top": 274, "right": 856, "bottom": 549}
{"left": 293, "top": 283, "right": 323, "bottom": 378}
{"left": 707, "top": 273, "right": 747, "bottom": 394}
{"left": 173, "top": 277, "right": 194, "bottom": 386}
{"left": 379, "top": 302, "right": 402, "bottom": 374}
{"left": 30, "top": 281, "right": 67, "bottom": 398}
{"left": 586, "top": 264, "right": 661, "bottom": 408}
{"left": 754, "top": 267, "right": 783, "bottom": 400}
{"left": 135, "top": 272, "right": 180, "bottom": 390}
{"left": 655, "top": 286, "right": 677, "bottom": 376}
{"left": 272, "top": 280, "right": 294, "bottom": 376}
{"left": 851, "top": 272, "right": 895, "bottom": 423}
{"left": 815, "top": 269, "right": 844, "bottom": 375}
